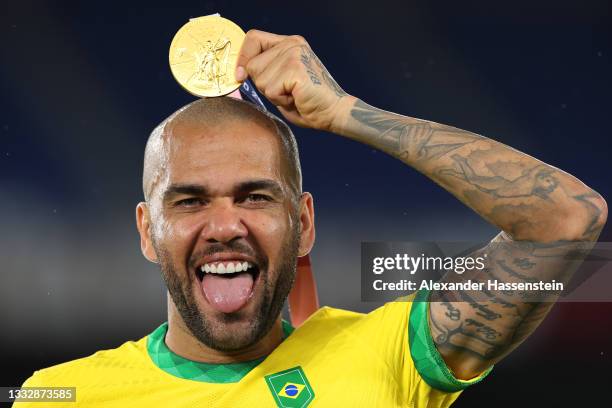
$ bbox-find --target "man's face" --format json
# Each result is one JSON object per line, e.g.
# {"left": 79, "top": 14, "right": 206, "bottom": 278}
{"left": 145, "top": 118, "right": 301, "bottom": 351}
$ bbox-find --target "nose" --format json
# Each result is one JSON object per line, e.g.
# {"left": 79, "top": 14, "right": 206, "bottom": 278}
{"left": 200, "top": 199, "right": 248, "bottom": 243}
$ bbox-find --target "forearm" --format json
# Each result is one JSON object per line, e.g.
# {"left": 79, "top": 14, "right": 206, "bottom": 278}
{"left": 336, "top": 98, "right": 607, "bottom": 242}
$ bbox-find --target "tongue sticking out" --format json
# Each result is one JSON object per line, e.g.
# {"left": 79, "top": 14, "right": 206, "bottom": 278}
{"left": 201, "top": 272, "right": 254, "bottom": 313}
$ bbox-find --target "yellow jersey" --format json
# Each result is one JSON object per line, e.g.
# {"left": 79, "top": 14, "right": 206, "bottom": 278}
{"left": 14, "top": 291, "right": 491, "bottom": 407}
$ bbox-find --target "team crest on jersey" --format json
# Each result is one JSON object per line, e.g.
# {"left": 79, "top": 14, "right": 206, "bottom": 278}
{"left": 264, "top": 366, "right": 314, "bottom": 407}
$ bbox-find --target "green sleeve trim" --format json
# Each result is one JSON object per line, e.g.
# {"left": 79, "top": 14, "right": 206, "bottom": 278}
{"left": 282, "top": 319, "right": 295, "bottom": 337}
{"left": 408, "top": 289, "right": 493, "bottom": 393}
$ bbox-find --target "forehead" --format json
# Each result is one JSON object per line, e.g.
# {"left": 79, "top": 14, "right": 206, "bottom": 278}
{"left": 163, "top": 119, "right": 284, "bottom": 192}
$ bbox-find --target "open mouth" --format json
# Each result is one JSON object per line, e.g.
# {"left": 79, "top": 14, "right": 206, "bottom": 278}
{"left": 196, "top": 261, "right": 259, "bottom": 279}
{"left": 195, "top": 260, "right": 261, "bottom": 314}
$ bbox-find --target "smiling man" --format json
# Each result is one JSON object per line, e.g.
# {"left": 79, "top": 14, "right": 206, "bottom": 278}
{"left": 139, "top": 98, "right": 312, "bottom": 361}
{"left": 15, "top": 30, "right": 607, "bottom": 407}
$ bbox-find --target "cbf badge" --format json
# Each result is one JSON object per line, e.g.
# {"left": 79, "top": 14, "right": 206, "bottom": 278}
{"left": 265, "top": 366, "right": 315, "bottom": 407}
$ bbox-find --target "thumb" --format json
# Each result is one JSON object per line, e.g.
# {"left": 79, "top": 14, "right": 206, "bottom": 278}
{"left": 277, "top": 105, "right": 309, "bottom": 128}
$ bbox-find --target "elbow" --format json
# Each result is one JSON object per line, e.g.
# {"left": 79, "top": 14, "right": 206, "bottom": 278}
{"left": 557, "top": 192, "right": 607, "bottom": 241}
{"left": 596, "top": 194, "right": 608, "bottom": 226}
{"left": 592, "top": 193, "right": 608, "bottom": 232}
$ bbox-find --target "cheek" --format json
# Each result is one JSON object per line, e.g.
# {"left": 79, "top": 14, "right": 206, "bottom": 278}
{"left": 169, "top": 215, "right": 203, "bottom": 240}
{"left": 153, "top": 214, "right": 202, "bottom": 265}
{"left": 246, "top": 210, "right": 292, "bottom": 262}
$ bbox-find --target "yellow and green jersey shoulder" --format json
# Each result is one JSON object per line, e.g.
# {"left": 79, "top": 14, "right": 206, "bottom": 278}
{"left": 14, "top": 290, "right": 491, "bottom": 407}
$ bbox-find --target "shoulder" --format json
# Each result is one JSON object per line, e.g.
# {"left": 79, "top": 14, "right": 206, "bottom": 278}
{"left": 299, "top": 305, "right": 369, "bottom": 333}
{"left": 21, "top": 335, "right": 151, "bottom": 387}
{"left": 309, "top": 294, "right": 417, "bottom": 325}
{"left": 297, "top": 295, "right": 416, "bottom": 339}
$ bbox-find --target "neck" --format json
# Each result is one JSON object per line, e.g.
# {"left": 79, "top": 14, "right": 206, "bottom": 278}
{"left": 164, "top": 294, "right": 284, "bottom": 364}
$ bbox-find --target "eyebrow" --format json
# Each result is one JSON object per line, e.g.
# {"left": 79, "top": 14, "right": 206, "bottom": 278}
{"left": 162, "top": 184, "right": 208, "bottom": 202}
{"left": 162, "top": 179, "right": 285, "bottom": 202}
{"left": 236, "top": 179, "right": 284, "bottom": 197}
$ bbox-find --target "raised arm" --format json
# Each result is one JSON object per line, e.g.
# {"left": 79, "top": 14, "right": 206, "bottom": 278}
{"left": 339, "top": 86, "right": 607, "bottom": 381}
{"left": 343, "top": 100, "right": 606, "bottom": 243}
{"left": 235, "top": 30, "right": 608, "bottom": 380}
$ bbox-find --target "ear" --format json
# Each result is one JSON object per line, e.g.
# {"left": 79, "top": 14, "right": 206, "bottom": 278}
{"left": 136, "top": 202, "right": 158, "bottom": 263}
{"left": 297, "top": 192, "right": 316, "bottom": 257}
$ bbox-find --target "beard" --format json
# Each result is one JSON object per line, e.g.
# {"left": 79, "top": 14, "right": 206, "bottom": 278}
{"left": 153, "top": 225, "right": 299, "bottom": 352}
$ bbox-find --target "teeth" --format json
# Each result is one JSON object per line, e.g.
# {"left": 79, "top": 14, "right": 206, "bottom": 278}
{"left": 200, "top": 261, "right": 254, "bottom": 275}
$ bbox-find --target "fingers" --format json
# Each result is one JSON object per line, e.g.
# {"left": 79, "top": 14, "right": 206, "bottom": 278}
{"left": 244, "top": 42, "right": 294, "bottom": 81}
{"left": 256, "top": 67, "right": 297, "bottom": 107}
{"left": 235, "top": 32, "right": 310, "bottom": 109}
{"left": 248, "top": 45, "right": 303, "bottom": 107}
{"left": 235, "top": 30, "right": 287, "bottom": 81}
{"left": 234, "top": 31, "right": 335, "bottom": 130}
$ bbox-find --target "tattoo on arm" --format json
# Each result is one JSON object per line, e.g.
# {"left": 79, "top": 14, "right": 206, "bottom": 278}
{"left": 300, "top": 46, "right": 346, "bottom": 97}
{"left": 348, "top": 99, "right": 605, "bottom": 242}
{"left": 429, "top": 233, "right": 595, "bottom": 376}
{"left": 441, "top": 302, "right": 461, "bottom": 321}
{"left": 573, "top": 191, "right": 606, "bottom": 240}
{"left": 430, "top": 293, "right": 507, "bottom": 359}
{"left": 464, "top": 319, "right": 501, "bottom": 341}
{"left": 439, "top": 157, "right": 559, "bottom": 201}
{"left": 350, "top": 100, "right": 481, "bottom": 162}
{"left": 345, "top": 98, "right": 606, "bottom": 377}
{"left": 495, "top": 259, "right": 538, "bottom": 283}
{"left": 300, "top": 47, "right": 322, "bottom": 85}
{"left": 514, "top": 257, "right": 535, "bottom": 269}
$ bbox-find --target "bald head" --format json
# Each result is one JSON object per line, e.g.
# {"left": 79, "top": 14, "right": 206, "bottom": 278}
{"left": 142, "top": 97, "right": 302, "bottom": 203}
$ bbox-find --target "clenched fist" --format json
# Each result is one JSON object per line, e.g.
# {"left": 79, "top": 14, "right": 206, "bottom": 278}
{"left": 235, "top": 30, "right": 354, "bottom": 132}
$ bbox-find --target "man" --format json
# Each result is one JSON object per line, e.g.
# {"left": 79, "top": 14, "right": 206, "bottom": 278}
{"left": 15, "top": 30, "right": 607, "bottom": 407}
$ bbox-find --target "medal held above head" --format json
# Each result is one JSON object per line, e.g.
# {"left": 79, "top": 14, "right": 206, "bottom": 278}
{"left": 169, "top": 14, "right": 245, "bottom": 97}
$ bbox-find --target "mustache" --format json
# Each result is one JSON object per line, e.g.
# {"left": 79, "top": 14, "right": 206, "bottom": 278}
{"left": 188, "top": 241, "right": 267, "bottom": 269}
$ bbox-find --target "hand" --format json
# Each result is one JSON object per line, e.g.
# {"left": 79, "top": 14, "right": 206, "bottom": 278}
{"left": 235, "top": 30, "right": 354, "bottom": 132}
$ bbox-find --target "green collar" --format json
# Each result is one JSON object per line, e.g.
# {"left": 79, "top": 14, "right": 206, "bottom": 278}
{"left": 147, "top": 320, "right": 294, "bottom": 383}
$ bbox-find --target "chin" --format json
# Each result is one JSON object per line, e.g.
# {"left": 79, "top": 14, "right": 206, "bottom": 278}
{"left": 190, "top": 292, "right": 273, "bottom": 351}
{"left": 203, "top": 315, "right": 264, "bottom": 351}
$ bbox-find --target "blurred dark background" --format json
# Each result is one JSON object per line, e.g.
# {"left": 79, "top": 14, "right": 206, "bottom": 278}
{"left": 1, "top": 0, "right": 611, "bottom": 406}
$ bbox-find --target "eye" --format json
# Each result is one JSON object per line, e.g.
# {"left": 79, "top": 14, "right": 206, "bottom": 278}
{"left": 244, "top": 193, "right": 273, "bottom": 203}
{"left": 175, "top": 197, "right": 205, "bottom": 208}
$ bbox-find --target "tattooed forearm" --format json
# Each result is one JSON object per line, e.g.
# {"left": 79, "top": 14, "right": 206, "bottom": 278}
{"left": 439, "top": 158, "right": 559, "bottom": 201}
{"left": 349, "top": 100, "right": 481, "bottom": 162}
{"left": 513, "top": 257, "right": 535, "bottom": 269}
{"left": 300, "top": 46, "right": 346, "bottom": 97}
{"left": 346, "top": 99, "right": 607, "bottom": 242}
{"left": 300, "top": 46, "right": 322, "bottom": 85}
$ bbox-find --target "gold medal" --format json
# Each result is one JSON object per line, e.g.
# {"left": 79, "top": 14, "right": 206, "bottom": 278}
{"left": 169, "top": 15, "right": 245, "bottom": 97}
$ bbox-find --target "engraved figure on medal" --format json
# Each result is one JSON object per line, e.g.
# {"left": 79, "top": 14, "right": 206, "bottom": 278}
{"left": 192, "top": 35, "right": 231, "bottom": 92}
